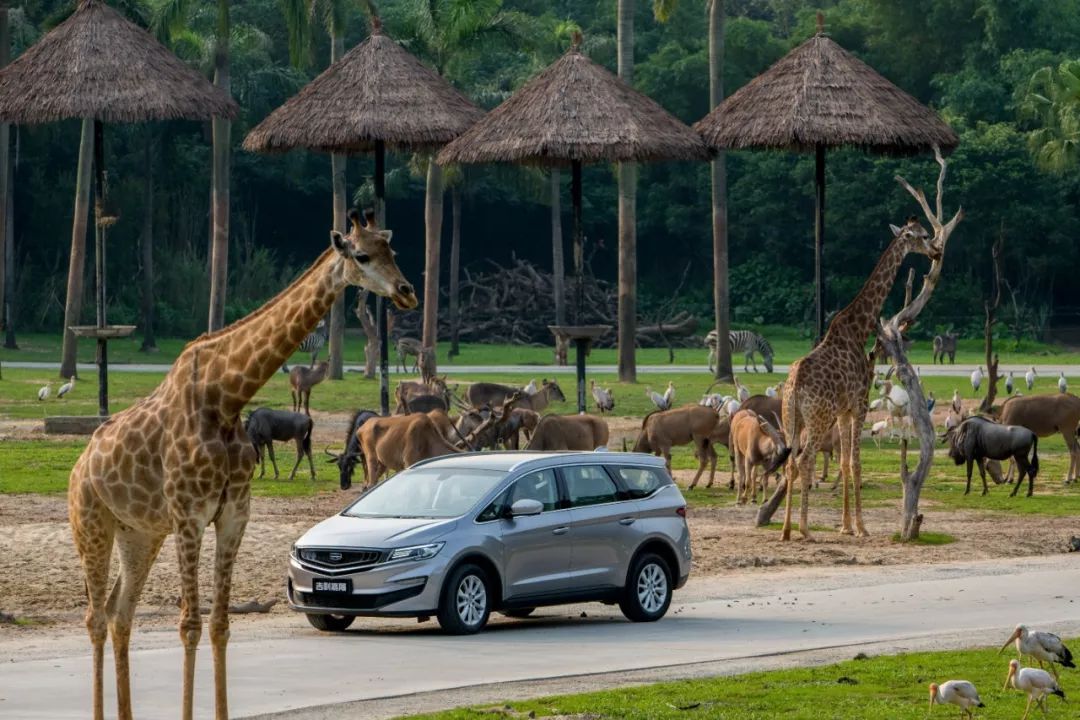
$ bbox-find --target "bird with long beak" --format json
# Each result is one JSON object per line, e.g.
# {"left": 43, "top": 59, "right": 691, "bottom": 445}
{"left": 1000, "top": 624, "right": 1076, "bottom": 679}
{"left": 929, "top": 680, "right": 984, "bottom": 719}
{"left": 1004, "top": 659, "right": 1066, "bottom": 720}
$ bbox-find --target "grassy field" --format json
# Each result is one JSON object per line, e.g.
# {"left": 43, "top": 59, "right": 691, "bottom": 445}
{"left": 396, "top": 641, "right": 1075, "bottom": 720}
{"left": 2, "top": 327, "right": 1079, "bottom": 367}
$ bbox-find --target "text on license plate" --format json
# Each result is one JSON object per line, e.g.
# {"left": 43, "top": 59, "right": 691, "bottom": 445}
{"left": 313, "top": 578, "right": 352, "bottom": 593}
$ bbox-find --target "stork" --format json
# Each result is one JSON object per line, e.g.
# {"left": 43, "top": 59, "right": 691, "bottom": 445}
{"left": 722, "top": 398, "right": 741, "bottom": 416}
{"left": 646, "top": 387, "right": 671, "bottom": 411}
{"left": 870, "top": 419, "right": 889, "bottom": 449}
{"left": 970, "top": 365, "right": 983, "bottom": 395}
{"left": 662, "top": 381, "right": 675, "bottom": 408}
{"left": 1058, "top": 372, "right": 1068, "bottom": 395}
{"left": 733, "top": 376, "right": 749, "bottom": 403}
{"left": 590, "top": 380, "right": 614, "bottom": 414}
{"left": 57, "top": 376, "right": 76, "bottom": 399}
{"left": 523, "top": 379, "right": 538, "bottom": 396}
{"left": 1006, "top": 371, "right": 1015, "bottom": 395}
{"left": 1026, "top": 366, "right": 1037, "bottom": 391}
{"left": 1004, "top": 659, "right": 1065, "bottom": 720}
{"left": 37, "top": 383, "right": 50, "bottom": 401}
{"left": 951, "top": 389, "right": 962, "bottom": 414}
{"left": 929, "top": 680, "right": 984, "bottom": 719}
{"left": 1001, "top": 624, "right": 1075, "bottom": 679}
{"left": 765, "top": 385, "right": 777, "bottom": 398}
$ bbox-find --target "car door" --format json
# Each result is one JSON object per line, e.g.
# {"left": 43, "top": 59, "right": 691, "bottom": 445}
{"left": 496, "top": 469, "right": 575, "bottom": 599}
{"left": 561, "top": 464, "right": 643, "bottom": 590}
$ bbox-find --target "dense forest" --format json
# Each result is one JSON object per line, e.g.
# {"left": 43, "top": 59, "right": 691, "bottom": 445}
{"left": 1, "top": 0, "right": 1079, "bottom": 346}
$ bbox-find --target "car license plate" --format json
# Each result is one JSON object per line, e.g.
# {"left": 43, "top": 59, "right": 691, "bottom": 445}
{"left": 313, "top": 578, "right": 352, "bottom": 594}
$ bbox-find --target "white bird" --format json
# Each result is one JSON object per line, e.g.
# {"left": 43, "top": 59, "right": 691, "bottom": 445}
{"left": 765, "top": 385, "right": 777, "bottom": 398}
{"left": 662, "top": 381, "right": 675, "bottom": 408}
{"left": 870, "top": 419, "right": 889, "bottom": 449}
{"left": 1026, "top": 366, "right": 1037, "bottom": 391}
{"left": 1058, "top": 372, "right": 1068, "bottom": 395}
{"left": 57, "top": 376, "right": 76, "bottom": 399}
{"left": 1004, "top": 659, "right": 1066, "bottom": 720}
{"left": 929, "top": 680, "right": 984, "bottom": 719}
{"left": 37, "top": 383, "right": 50, "bottom": 401}
{"left": 952, "top": 389, "right": 963, "bottom": 414}
{"left": 590, "top": 380, "right": 613, "bottom": 414}
{"left": 970, "top": 365, "right": 983, "bottom": 394}
{"left": 522, "top": 379, "right": 538, "bottom": 396}
{"left": 734, "top": 376, "right": 750, "bottom": 403}
{"left": 722, "top": 398, "right": 741, "bottom": 416}
{"left": 869, "top": 397, "right": 886, "bottom": 411}
{"left": 1001, "top": 624, "right": 1076, "bottom": 678}
{"left": 646, "top": 387, "right": 671, "bottom": 411}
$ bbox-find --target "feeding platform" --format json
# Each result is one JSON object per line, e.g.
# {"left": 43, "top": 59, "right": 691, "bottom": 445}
{"left": 549, "top": 325, "right": 611, "bottom": 413}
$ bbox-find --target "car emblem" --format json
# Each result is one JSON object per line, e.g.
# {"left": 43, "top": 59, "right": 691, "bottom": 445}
{"left": 329, "top": 552, "right": 343, "bottom": 562}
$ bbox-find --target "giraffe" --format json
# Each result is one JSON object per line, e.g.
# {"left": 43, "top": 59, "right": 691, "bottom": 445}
{"left": 68, "top": 209, "right": 416, "bottom": 720}
{"left": 779, "top": 217, "right": 940, "bottom": 541}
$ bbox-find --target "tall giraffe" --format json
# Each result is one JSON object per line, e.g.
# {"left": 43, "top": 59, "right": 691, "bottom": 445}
{"left": 779, "top": 217, "right": 939, "bottom": 541}
{"left": 68, "top": 210, "right": 416, "bottom": 720}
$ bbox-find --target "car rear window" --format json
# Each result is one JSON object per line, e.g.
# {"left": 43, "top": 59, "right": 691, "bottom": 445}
{"left": 610, "top": 466, "right": 668, "bottom": 499}
{"left": 563, "top": 465, "right": 619, "bottom": 507}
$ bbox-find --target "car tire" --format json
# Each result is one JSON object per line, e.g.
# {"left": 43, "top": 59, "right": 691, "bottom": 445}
{"left": 619, "top": 552, "right": 672, "bottom": 623}
{"left": 305, "top": 613, "right": 355, "bottom": 632}
{"left": 500, "top": 607, "right": 536, "bottom": 619}
{"left": 437, "top": 563, "right": 492, "bottom": 634}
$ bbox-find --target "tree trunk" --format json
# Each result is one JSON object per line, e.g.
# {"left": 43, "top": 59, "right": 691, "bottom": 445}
{"left": 448, "top": 184, "right": 461, "bottom": 358}
{"left": 709, "top": 0, "right": 733, "bottom": 381}
{"left": 206, "top": 0, "right": 231, "bottom": 332}
{"left": 60, "top": 119, "right": 94, "bottom": 377}
{"left": 551, "top": 169, "right": 565, "bottom": 327}
{"left": 140, "top": 129, "right": 156, "bottom": 352}
{"left": 327, "top": 36, "right": 347, "bottom": 380}
{"left": 979, "top": 233, "right": 1004, "bottom": 413}
{"left": 2, "top": 126, "right": 13, "bottom": 349}
{"left": 354, "top": 290, "right": 378, "bottom": 379}
{"left": 0, "top": 5, "right": 10, "bottom": 350}
{"left": 616, "top": 0, "right": 637, "bottom": 383}
{"left": 421, "top": 159, "right": 444, "bottom": 369}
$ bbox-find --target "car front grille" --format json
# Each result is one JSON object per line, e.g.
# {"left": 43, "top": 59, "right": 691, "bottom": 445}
{"left": 296, "top": 547, "right": 384, "bottom": 573}
{"left": 293, "top": 583, "right": 426, "bottom": 610}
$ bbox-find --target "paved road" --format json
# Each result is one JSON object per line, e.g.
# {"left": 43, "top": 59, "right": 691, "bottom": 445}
{"left": 7, "top": 360, "right": 1080, "bottom": 377}
{"left": 3, "top": 555, "right": 1078, "bottom": 719}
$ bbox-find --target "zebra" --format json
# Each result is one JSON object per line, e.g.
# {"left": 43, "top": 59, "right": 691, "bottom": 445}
{"left": 705, "top": 329, "right": 774, "bottom": 373}
{"left": 281, "top": 318, "right": 329, "bottom": 373}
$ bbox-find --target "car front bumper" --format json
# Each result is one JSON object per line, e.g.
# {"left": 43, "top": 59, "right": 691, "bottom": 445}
{"left": 286, "top": 552, "right": 450, "bottom": 616}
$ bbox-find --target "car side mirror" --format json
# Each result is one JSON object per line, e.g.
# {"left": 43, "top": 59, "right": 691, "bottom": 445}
{"left": 509, "top": 499, "right": 543, "bottom": 517}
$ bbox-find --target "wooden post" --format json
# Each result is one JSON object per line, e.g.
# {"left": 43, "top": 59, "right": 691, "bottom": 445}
{"left": 814, "top": 143, "right": 826, "bottom": 344}
{"left": 93, "top": 120, "right": 108, "bottom": 417}
{"left": 575, "top": 338, "right": 587, "bottom": 414}
{"left": 571, "top": 160, "right": 583, "bottom": 324}
{"left": 375, "top": 140, "right": 390, "bottom": 416}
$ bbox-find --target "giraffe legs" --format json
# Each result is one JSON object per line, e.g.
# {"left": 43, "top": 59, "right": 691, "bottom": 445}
{"left": 837, "top": 414, "right": 855, "bottom": 534}
{"left": 70, "top": 488, "right": 115, "bottom": 720}
{"left": 796, "top": 430, "right": 821, "bottom": 540}
{"left": 108, "top": 529, "right": 165, "bottom": 720}
{"left": 850, "top": 412, "right": 869, "bottom": 536}
{"left": 174, "top": 518, "right": 206, "bottom": 720}
{"left": 210, "top": 487, "right": 251, "bottom": 720}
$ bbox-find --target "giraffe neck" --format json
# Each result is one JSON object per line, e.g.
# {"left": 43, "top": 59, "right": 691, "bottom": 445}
{"left": 822, "top": 235, "right": 908, "bottom": 349}
{"left": 171, "top": 248, "right": 345, "bottom": 421}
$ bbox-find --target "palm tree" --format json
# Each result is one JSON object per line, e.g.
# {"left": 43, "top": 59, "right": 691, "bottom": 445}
{"left": 0, "top": 1, "right": 11, "bottom": 351}
{"left": 282, "top": 0, "right": 350, "bottom": 378}
{"left": 1025, "top": 60, "right": 1080, "bottom": 172}
{"left": 616, "top": 0, "right": 636, "bottom": 383}
{"left": 708, "top": 0, "right": 732, "bottom": 381}
{"left": 154, "top": 0, "right": 231, "bottom": 332}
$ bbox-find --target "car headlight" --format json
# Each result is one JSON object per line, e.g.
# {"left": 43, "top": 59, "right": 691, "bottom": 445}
{"left": 388, "top": 542, "right": 444, "bottom": 562}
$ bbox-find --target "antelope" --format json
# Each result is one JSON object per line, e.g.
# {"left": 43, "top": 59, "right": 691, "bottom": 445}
{"left": 289, "top": 360, "right": 330, "bottom": 415}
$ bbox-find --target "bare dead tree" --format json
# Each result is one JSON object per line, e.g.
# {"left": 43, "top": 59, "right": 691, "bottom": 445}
{"left": 878, "top": 146, "right": 964, "bottom": 542}
{"left": 979, "top": 228, "right": 1004, "bottom": 413}
{"left": 353, "top": 290, "right": 378, "bottom": 379}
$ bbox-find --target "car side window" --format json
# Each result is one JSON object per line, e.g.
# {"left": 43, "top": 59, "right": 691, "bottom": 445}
{"left": 611, "top": 466, "right": 667, "bottom": 499}
{"left": 508, "top": 470, "right": 559, "bottom": 512}
{"left": 476, "top": 488, "right": 510, "bottom": 522}
{"left": 563, "top": 465, "right": 619, "bottom": 507}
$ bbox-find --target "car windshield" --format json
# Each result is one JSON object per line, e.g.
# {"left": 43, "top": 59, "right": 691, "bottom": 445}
{"left": 344, "top": 468, "right": 508, "bottom": 519}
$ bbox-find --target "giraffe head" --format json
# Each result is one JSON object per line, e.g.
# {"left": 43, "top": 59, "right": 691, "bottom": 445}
{"left": 330, "top": 210, "right": 418, "bottom": 310}
{"left": 889, "top": 216, "right": 939, "bottom": 261}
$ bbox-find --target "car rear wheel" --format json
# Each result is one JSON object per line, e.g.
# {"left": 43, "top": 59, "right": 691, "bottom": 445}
{"left": 500, "top": 607, "right": 536, "bottom": 619}
{"left": 305, "top": 613, "right": 355, "bottom": 632}
{"left": 438, "top": 563, "right": 492, "bottom": 634}
{"left": 619, "top": 553, "right": 672, "bottom": 623}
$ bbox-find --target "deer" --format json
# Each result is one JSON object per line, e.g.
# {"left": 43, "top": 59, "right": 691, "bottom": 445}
{"left": 933, "top": 331, "right": 958, "bottom": 364}
{"left": 995, "top": 393, "right": 1080, "bottom": 484}
{"left": 466, "top": 379, "right": 566, "bottom": 412}
{"left": 396, "top": 336, "right": 423, "bottom": 373}
{"left": 633, "top": 405, "right": 726, "bottom": 490}
{"left": 355, "top": 410, "right": 490, "bottom": 489}
{"left": 730, "top": 409, "right": 791, "bottom": 505}
{"left": 525, "top": 414, "right": 609, "bottom": 451}
{"left": 289, "top": 360, "right": 329, "bottom": 415}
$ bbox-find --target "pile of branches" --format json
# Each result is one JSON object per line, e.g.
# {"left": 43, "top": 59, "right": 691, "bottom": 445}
{"left": 391, "top": 257, "right": 698, "bottom": 348}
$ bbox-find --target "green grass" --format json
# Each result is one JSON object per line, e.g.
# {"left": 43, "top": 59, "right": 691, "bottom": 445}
{"left": 3, "top": 327, "right": 1079, "bottom": 367}
{"left": 397, "top": 641, "right": 1076, "bottom": 720}
{"left": 891, "top": 531, "right": 955, "bottom": 545}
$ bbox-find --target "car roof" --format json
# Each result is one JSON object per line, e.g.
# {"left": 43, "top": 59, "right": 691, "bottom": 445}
{"left": 410, "top": 451, "right": 667, "bottom": 474}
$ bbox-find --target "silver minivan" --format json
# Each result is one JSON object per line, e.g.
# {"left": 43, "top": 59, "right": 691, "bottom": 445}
{"left": 287, "top": 451, "right": 692, "bottom": 634}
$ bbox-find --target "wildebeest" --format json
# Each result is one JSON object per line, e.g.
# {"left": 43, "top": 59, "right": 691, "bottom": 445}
{"left": 525, "top": 414, "right": 609, "bottom": 451}
{"left": 326, "top": 409, "right": 379, "bottom": 490}
{"left": 944, "top": 416, "right": 1039, "bottom": 497}
{"left": 244, "top": 408, "right": 315, "bottom": 481}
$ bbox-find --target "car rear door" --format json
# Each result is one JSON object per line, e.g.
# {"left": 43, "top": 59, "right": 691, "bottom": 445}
{"left": 561, "top": 464, "right": 643, "bottom": 590}
{"left": 495, "top": 469, "right": 575, "bottom": 599}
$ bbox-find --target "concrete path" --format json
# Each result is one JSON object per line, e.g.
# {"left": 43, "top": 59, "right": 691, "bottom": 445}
{"left": 6, "top": 360, "right": 1080, "bottom": 377}
{"left": 2, "top": 555, "right": 1078, "bottom": 719}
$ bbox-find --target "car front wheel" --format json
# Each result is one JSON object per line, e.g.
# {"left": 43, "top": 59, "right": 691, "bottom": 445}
{"left": 619, "top": 553, "right": 672, "bottom": 623}
{"left": 305, "top": 613, "right": 355, "bottom": 632}
{"left": 438, "top": 563, "right": 492, "bottom": 634}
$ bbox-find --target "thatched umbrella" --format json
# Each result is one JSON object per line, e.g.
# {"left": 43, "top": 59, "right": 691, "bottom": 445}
{"left": 244, "top": 17, "right": 482, "bottom": 415}
{"left": 694, "top": 17, "right": 958, "bottom": 342}
{"left": 0, "top": 0, "right": 236, "bottom": 416}
{"left": 439, "top": 34, "right": 708, "bottom": 412}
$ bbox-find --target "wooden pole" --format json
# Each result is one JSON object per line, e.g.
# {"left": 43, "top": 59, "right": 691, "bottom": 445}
{"left": 93, "top": 120, "right": 108, "bottom": 417}
{"left": 571, "top": 160, "right": 583, "bottom": 324}
{"left": 375, "top": 140, "right": 390, "bottom": 416}
{"left": 814, "top": 143, "right": 826, "bottom": 344}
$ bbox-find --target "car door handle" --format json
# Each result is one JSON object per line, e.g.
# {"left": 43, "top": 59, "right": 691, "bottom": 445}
{"left": 619, "top": 517, "right": 636, "bottom": 526}
{"left": 552, "top": 526, "right": 569, "bottom": 535}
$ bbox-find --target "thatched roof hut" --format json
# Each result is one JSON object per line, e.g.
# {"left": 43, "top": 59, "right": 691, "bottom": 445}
{"left": 693, "top": 32, "right": 957, "bottom": 154}
{"left": 438, "top": 42, "right": 708, "bottom": 166}
{"left": 243, "top": 23, "right": 483, "bottom": 155}
{"left": 0, "top": 0, "right": 237, "bottom": 124}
